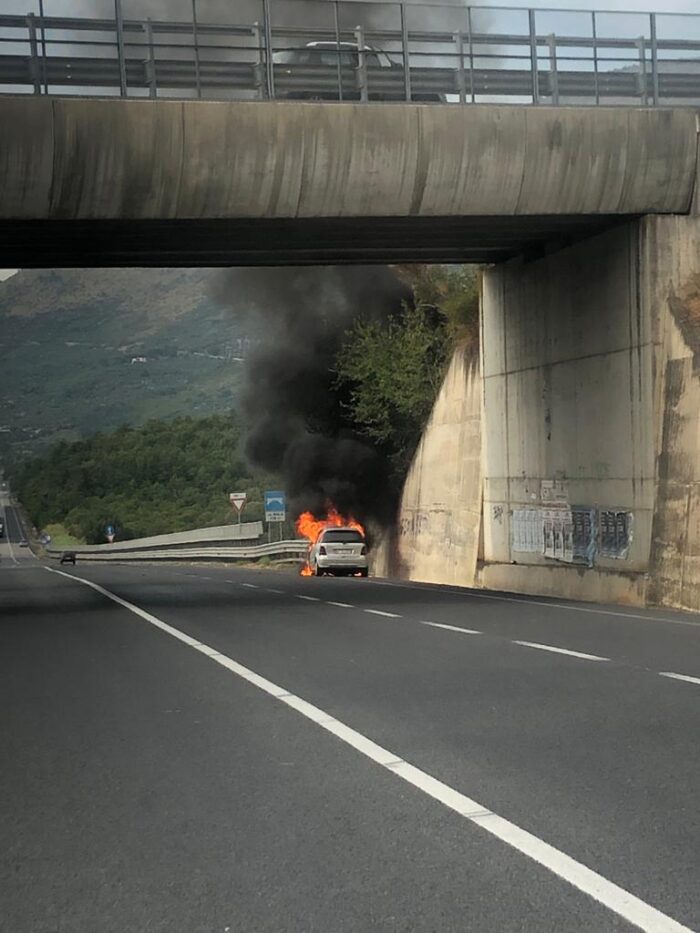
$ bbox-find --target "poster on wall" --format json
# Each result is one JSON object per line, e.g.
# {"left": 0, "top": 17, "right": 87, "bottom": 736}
{"left": 512, "top": 509, "right": 543, "bottom": 553}
{"left": 599, "top": 509, "right": 633, "bottom": 559}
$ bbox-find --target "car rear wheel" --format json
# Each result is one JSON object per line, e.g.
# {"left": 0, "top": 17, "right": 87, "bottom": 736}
{"left": 359, "top": 568, "right": 369, "bottom": 578}
{"left": 314, "top": 564, "right": 324, "bottom": 576}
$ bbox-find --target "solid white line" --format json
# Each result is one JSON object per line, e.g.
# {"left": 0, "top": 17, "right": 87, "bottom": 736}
{"left": 44, "top": 567, "right": 693, "bottom": 933}
{"left": 514, "top": 641, "right": 609, "bottom": 662}
{"left": 295, "top": 595, "right": 320, "bottom": 602}
{"left": 327, "top": 601, "right": 354, "bottom": 609}
{"left": 421, "top": 621, "right": 482, "bottom": 636}
{"left": 659, "top": 671, "right": 700, "bottom": 687}
{"left": 2, "top": 500, "right": 19, "bottom": 566}
{"left": 364, "top": 609, "right": 401, "bottom": 618}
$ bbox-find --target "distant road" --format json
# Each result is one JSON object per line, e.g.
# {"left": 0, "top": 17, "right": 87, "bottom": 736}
{"left": 1, "top": 558, "right": 698, "bottom": 932}
{"left": 0, "top": 489, "right": 35, "bottom": 566}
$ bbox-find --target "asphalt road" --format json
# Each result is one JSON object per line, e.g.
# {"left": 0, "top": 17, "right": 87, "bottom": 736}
{"left": 1, "top": 538, "right": 699, "bottom": 931}
{"left": 0, "top": 489, "right": 35, "bottom": 568}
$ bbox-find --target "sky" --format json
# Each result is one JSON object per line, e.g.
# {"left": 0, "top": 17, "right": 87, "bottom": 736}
{"left": 3, "top": 0, "right": 699, "bottom": 14}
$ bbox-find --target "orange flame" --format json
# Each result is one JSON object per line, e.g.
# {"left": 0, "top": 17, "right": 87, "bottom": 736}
{"left": 296, "top": 506, "right": 365, "bottom": 576}
{"left": 296, "top": 507, "right": 365, "bottom": 545}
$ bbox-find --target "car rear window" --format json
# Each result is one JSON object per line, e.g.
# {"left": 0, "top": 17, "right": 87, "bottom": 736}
{"left": 322, "top": 530, "right": 364, "bottom": 543}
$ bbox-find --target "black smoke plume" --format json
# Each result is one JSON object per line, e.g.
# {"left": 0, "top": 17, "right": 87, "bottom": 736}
{"left": 217, "top": 266, "right": 410, "bottom": 527}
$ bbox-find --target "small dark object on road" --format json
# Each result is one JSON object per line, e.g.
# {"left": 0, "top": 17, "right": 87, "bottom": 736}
{"left": 60, "top": 551, "right": 76, "bottom": 565}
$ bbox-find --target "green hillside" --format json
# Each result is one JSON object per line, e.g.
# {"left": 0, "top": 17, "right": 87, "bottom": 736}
{"left": 14, "top": 412, "right": 274, "bottom": 544}
{"left": 0, "top": 268, "right": 258, "bottom": 463}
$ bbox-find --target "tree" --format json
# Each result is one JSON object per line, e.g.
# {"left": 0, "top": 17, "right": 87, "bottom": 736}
{"left": 335, "top": 301, "right": 449, "bottom": 476}
{"left": 335, "top": 264, "right": 479, "bottom": 479}
{"left": 11, "top": 411, "right": 275, "bottom": 543}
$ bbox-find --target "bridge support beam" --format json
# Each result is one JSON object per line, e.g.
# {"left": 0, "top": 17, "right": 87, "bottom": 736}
{"left": 480, "top": 214, "right": 700, "bottom": 608}
{"left": 390, "top": 214, "right": 700, "bottom": 611}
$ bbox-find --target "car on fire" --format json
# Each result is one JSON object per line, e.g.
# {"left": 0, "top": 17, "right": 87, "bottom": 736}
{"left": 308, "top": 526, "right": 369, "bottom": 577}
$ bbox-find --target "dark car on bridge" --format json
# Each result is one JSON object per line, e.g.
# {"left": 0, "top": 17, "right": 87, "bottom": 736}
{"left": 272, "top": 41, "right": 444, "bottom": 102}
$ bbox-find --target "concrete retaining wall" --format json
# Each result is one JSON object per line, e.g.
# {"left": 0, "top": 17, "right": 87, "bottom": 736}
{"left": 645, "top": 216, "right": 700, "bottom": 611}
{"left": 397, "top": 213, "right": 700, "bottom": 611}
{"left": 389, "top": 346, "right": 482, "bottom": 586}
{"left": 58, "top": 520, "right": 264, "bottom": 553}
{"left": 479, "top": 222, "right": 655, "bottom": 603}
{"left": 1, "top": 98, "right": 697, "bottom": 220}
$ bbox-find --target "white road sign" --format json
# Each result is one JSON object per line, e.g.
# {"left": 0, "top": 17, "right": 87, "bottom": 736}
{"left": 229, "top": 492, "right": 247, "bottom": 513}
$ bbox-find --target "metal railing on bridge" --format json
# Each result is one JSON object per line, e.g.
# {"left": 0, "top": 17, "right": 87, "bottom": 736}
{"left": 1, "top": 1, "right": 699, "bottom": 106}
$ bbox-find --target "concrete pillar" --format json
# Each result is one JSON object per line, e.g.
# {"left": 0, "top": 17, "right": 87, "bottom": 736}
{"left": 479, "top": 214, "right": 700, "bottom": 610}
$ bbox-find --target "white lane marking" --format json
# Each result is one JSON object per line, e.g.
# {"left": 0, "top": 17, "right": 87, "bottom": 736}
{"left": 240, "top": 583, "right": 258, "bottom": 589}
{"left": 371, "top": 579, "right": 700, "bottom": 629}
{"left": 514, "top": 641, "right": 609, "bottom": 663}
{"left": 43, "top": 567, "right": 693, "bottom": 933}
{"left": 268, "top": 588, "right": 284, "bottom": 595}
{"left": 659, "top": 671, "right": 700, "bottom": 687}
{"left": 1, "top": 500, "right": 19, "bottom": 566}
{"left": 327, "top": 601, "right": 354, "bottom": 609}
{"left": 295, "top": 595, "right": 320, "bottom": 602}
{"left": 364, "top": 609, "right": 401, "bottom": 618}
{"left": 421, "top": 621, "right": 481, "bottom": 636}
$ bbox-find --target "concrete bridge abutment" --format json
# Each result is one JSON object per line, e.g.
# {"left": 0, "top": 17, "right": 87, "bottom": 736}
{"left": 391, "top": 212, "right": 700, "bottom": 612}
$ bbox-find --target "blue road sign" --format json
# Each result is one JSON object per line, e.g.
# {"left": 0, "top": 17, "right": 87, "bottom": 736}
{"left": 264, "top": 490, "right": 286, "bottom": 523}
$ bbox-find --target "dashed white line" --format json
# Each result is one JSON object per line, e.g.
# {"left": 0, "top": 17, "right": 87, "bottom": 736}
{"left": 659, "top": 671, "right": 700, "bottom": 687}
{"left": 267, "top": 588, "right": 284, "bottom": 594}
{"left": 364, "top": 609, "right": 401, "bottom": 618}
{"left": 43, "top": 567, "right": 694, "bottom": 933}
{"left": 327, "top": 601, "right": 354, "bottom": 609}
{"left": 421, "top": 621, "right": 481, "bottom": 635}
{"left": 240, "top": 583, "right": 258, "bottom": 589}
{"left": 514, "top": 641, "right": 609, "bottom": 662}
{"left": 372, "top": 578, "right": 700, "bottom": 629}
{"left": 295, "top": 595, "right": 320, "bottom": 602}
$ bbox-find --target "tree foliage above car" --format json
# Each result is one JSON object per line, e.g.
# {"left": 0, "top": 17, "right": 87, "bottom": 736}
{"left": 334, "top": 264, "right": 479, "bottom": 479}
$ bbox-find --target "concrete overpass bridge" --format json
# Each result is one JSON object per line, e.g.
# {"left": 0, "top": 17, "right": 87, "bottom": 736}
{"left": 1, "top": 97, "right": 698, "bottom": 266}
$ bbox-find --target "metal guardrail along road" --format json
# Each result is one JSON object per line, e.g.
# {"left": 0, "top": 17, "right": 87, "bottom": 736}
{"left": 1, "top": 2, "right": 699, "bottom": 106}
{"left": 46, "top": 539, "right": 309, "bottom": 564}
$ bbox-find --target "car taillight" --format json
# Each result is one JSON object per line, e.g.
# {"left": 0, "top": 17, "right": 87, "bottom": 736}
{"left": 319, "top": 545, "right": 327, "bottom": 555}
{"left": 361, "top": 545, "right": 367, "bottom": 555}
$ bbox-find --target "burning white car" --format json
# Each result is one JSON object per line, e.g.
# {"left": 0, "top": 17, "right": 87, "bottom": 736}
{"left": 308, "top": 526, "right": 369, "bottom": 577}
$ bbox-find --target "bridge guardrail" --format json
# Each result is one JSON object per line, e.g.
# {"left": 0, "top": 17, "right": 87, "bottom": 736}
{"left": 1, "top": 3, "right": 699, "bottom": 107}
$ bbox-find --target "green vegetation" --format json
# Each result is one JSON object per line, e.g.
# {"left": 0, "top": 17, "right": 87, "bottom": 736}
{"left": 0, "top": 268, "right": 260, "bottom": 463}
{"left": 335, "top": 265, "right": 479, "bottom": 477}
{"left": 42, "top": 523, "right": 84, "bottom": 548}
{"left": 14, "top": 413, "right": 271, "bottom": 544}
